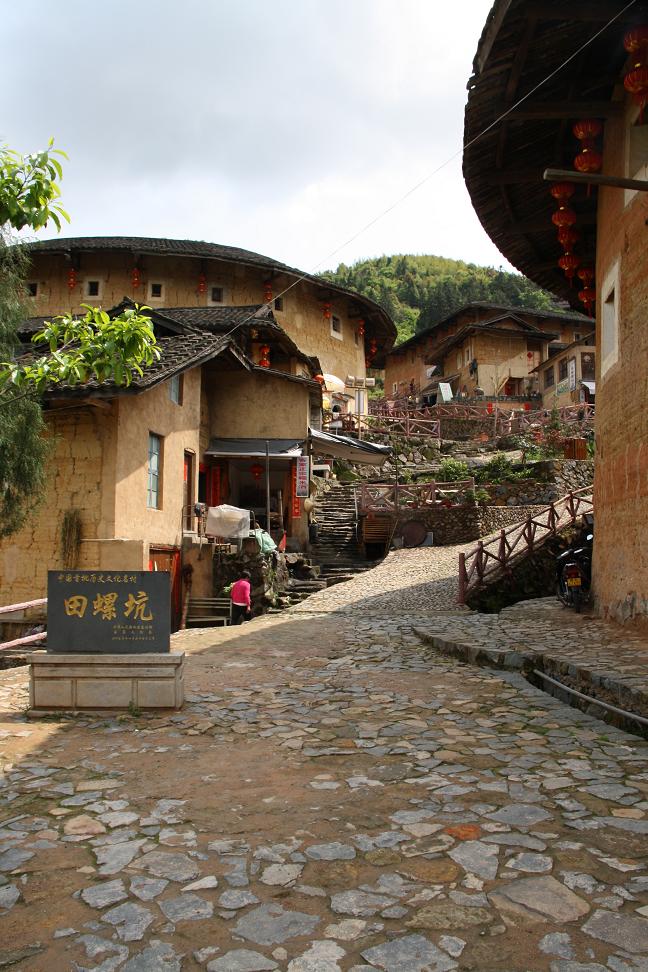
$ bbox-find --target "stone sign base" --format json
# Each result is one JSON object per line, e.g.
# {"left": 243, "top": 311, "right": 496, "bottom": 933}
{"left": 27, "top": 652, "right": 185, "bottom": 711}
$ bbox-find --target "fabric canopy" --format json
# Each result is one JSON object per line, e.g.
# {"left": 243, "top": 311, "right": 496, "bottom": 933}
{"left": 309, "top": 428, "right": 392, "bottom": 465}
{"left": 205, "top": 437, "right": 303, "bottom": 458}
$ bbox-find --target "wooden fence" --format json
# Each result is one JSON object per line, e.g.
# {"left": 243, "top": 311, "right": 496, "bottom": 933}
{"left": 457, "top": 486, "right": 593, "bottom": 604}
{"left": 0, "top": 598, "right": 47, "bottom": 651}
{"left": 366, "top": 400, "right": 595, "bottom": 438}
{"left": 324, "top": 413, "right": 441, "bottom": 439}
{"left": 358, "top": 478, "right": 475, "bottom": 514}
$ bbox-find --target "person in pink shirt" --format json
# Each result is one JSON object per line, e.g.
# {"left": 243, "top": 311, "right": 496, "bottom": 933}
{"left": 230, "top": 571, "right": 252, "bottom": 624}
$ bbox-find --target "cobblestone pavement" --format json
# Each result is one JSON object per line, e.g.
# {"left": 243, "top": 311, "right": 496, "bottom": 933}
{"left": 1, "top": 547, "right": 648, "bottom": 971}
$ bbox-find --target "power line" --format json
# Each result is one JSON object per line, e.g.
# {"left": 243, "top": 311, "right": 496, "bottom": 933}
{"left": 205, "top": 1, "right": 638, "bottom": 342}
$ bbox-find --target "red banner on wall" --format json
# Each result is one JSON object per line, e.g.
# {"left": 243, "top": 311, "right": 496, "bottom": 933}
{"left": 291, "top": 462, "right": 301, "bottom": 518}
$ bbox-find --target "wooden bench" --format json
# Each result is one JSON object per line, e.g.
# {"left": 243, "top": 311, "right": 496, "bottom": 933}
{"left": 186, "top": 597, "right": 232, "bottom": 627}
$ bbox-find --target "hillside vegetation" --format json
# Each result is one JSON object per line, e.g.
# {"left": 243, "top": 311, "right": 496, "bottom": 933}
{"left": 321, "top": 254, "right": 563, "bottom": 344}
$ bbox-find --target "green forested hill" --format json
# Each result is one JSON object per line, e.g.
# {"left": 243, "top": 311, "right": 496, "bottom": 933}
{"left": 321, "top": 254, "right": 563, "bottom": 344}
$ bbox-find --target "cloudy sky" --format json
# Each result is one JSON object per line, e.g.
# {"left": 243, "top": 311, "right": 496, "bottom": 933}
{"left": 2, "top": 0, "right": 509, "bottom": 273}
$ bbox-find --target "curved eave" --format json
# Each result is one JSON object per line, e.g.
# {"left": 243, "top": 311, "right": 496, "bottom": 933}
{"left": 463, "top": 0, "right": 646, "bottom": 310}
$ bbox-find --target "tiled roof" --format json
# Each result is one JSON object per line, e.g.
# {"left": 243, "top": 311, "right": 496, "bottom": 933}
{"left": 153, "top": 305, "right": 269, "bottom": 334}
{"left": 32, "top": 331, "right": 236, "bottom": 399}
{"left": 27, "top": 236, "right": 303, "bottom": 274}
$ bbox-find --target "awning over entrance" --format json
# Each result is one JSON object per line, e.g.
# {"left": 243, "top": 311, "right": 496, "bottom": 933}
{"left": 309, "top": 428, "right": 392, "bottom": 465}
{"left": 205, "top": 438, "right": 304, "bottom": 458}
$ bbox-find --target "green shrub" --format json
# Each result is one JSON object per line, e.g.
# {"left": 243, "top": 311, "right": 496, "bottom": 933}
{"left": 437, "top": 458, "right": 470, "bottom": 482}
{"left": 475, "top": 453, "right": 516, "bottom": 484}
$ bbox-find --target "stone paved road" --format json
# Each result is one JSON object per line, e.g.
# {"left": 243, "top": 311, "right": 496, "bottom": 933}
{"left": 1, "top": 547, "right": 648, "bottom": 971}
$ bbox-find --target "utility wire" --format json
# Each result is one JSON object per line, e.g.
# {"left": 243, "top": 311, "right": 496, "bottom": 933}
{"left": 217, "top": 0, "right": 636, "bottom": 346}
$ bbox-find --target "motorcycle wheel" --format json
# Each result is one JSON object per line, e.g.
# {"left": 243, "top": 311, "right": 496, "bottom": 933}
{"left": 571, "top": 588, "right": 582, "bottom": 613}
{"left": 556, "top": 580, "right": 569, "bottom": 607}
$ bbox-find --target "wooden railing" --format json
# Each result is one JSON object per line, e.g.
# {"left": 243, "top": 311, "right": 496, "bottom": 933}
{"left": 323, "top": 412, "right": 440, "bottom": 439}
{"left": 369, "top": 400, "right": 595, "bottom": 435}
{"left": 358, "top": 478, "right": 475, "bottom": 514}
{"left": 0, "top": 598, "right": 47, "bottom": 651}
{"left": 457, "top": 486, "right": 593, "bottom": 604}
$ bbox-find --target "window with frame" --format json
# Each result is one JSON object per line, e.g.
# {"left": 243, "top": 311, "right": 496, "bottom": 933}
{"left": 169, "top": 373, "right": 183, "bottom": 405}
{"left": 544, "top": 366, "right": 555, "bottom": 389}
{"left": 274, "top": 297, "right": 284, "bottom": 311}
{"left": 558, "top": 358, "right": 568, "bottom": 381}
{"left": 392, "top": 382, "right": 398, "bottom": 394}
{"left": 581, "top": 352, "right": 595, "bottom": 381}
{"left": 149, "top": 282, "right": 164, "bottom": 300}
{"left": 147, "top": 433, "right": 163, "bottom": 509}
{"left": 26, "top": 281, "right": 38, "bottom": 297}
{"left": 86, "top": 280, "right": 100, "bottom": 298}
{"left": 601, "top": 261, "right": 619, "bottom": 379}
{"left": 331, "top": 315, "right": 342, "bottom": 339}
{"left": 209, "top": 285, "right": 224, "bottom": 305}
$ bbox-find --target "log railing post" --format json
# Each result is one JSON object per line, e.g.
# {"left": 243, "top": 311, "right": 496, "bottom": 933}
{"left": 458, "top": 553, "right": 467, "bottom": 604}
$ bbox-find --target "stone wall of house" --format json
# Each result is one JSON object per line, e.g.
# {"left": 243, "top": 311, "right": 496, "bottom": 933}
{"left": 0, "top": 406, "right": 114, "bottom": 603}
{"left": 26, "top": 251, "right": 369, "bottom": 395}
{"left": 592, "top": 104, "right": 648, "bottom": 626}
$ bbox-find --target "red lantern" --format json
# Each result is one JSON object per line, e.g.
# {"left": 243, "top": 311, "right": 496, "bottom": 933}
{"left": 67, "top": 268, "right": 77, "bottom": 291}
{"left": 131, "top": 267, "right": 141, "bottom": 289}
{"left": 357, "top": 319, "right": 365, "bottom": 337}
{"left": 574, "top": 149, "right": 603, "bottom": 174}
{"left": 250, "top": 463, "right": 264, "bottom": 482}
{"left": 369, "top": 339, "right": 378, "bottom": 352}
{"left": 624, "top": 66, "right": 648, "bottom": 118}
{"left": 263, "top": 281, "right": 273, "bottom": 302}
{"left": 527, "top": 351, "right": 533, "bottom": 359}
{"left": 578, "top": 286, "right": 596, "bottom": 316}
{"left": 314, "top": 374, "right": 325, "bottom": 385}
{"left": 558, "top": 253, "right": 580, "bottom": 283}
{"left": 624, "top": 25, "right": 648, "bottom": 54}
{"left": 557, "top": 226, "right": 579, "bottom": 251}
{"left": 577, "top": 267, "right": 595, "bottom": 287}
{"left": 551, "top": 207, "right": 577, "bottom": 228}
{"left": 259, "top": 344, "right": 270, "bottom": 368}
{"left": 549, "top": 182, "right": 575, "bottom": 203}
{"left": 322, "top": 301, "right": 332, "bottom": 320}
{"left": 572, "top": 119, "right": 603, "bottom": 142}
{"left": 197, "top": 273, "right": 207, "bottom": 295}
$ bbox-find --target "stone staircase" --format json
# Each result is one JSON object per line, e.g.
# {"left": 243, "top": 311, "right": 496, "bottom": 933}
{"left": 311, "top": 482, "right": 377, "bottom": 585}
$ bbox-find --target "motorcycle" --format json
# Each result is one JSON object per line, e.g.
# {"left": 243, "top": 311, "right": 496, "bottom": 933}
{"left": 556, "top": 514, "right": 593, "bottom": 613}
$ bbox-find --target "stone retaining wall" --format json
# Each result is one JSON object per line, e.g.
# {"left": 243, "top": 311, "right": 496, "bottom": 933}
{"left": 396, "top": 504, "right": 546, "bottom": 546}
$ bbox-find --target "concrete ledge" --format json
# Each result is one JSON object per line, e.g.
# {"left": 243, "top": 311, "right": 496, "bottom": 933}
{"left": 27, "top": 652, "right": 185, "bottom": 711}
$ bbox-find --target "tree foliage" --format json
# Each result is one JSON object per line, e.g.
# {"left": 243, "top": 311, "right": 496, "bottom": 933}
{"left": 0, "top": 140, "right": 161, "bottom": 540}
{"left": 1, "top": 304, "right": 161, "bottom": 394}
{"left": 0, "top": 140, "right": 69, "bottom": 231}
{"left": 0, "top": 242, "right": 50, "bottom": 538}
{"left": 321, "top": 254, "right": 564, "bottom": 344}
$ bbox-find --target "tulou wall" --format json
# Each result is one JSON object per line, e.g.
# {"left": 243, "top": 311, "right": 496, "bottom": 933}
{"left": 592, "top": 106, "right": 648, "bottom": 627}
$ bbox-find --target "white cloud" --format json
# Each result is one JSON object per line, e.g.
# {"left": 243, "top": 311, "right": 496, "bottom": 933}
{"left": 2, "top": 0, "right": 511, "bottom": 272}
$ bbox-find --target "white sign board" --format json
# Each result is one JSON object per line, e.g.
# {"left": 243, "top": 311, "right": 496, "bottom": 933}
{"left": 438, "top": 382, "right": 454, "bottom": 402}
{"left": 568, "top": 357, "right": 577, "bottom": 391}
{"left": 295, "top": 456, "right": 310, "bottom": 497}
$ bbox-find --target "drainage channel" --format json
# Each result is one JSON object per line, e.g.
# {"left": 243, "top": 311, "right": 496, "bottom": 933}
{"left": 529, "top": 668, "right": 648, "bottom": 738}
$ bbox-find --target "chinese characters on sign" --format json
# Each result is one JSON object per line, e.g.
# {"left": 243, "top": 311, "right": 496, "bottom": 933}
{"left": 295, "top": 456, "right": 310, "bottom": 498}
{"left": 291, "top": 462, "right": 301, "bottom": 518}
{"left": 47, "top": 571, "right": 170, "bottom": 654}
